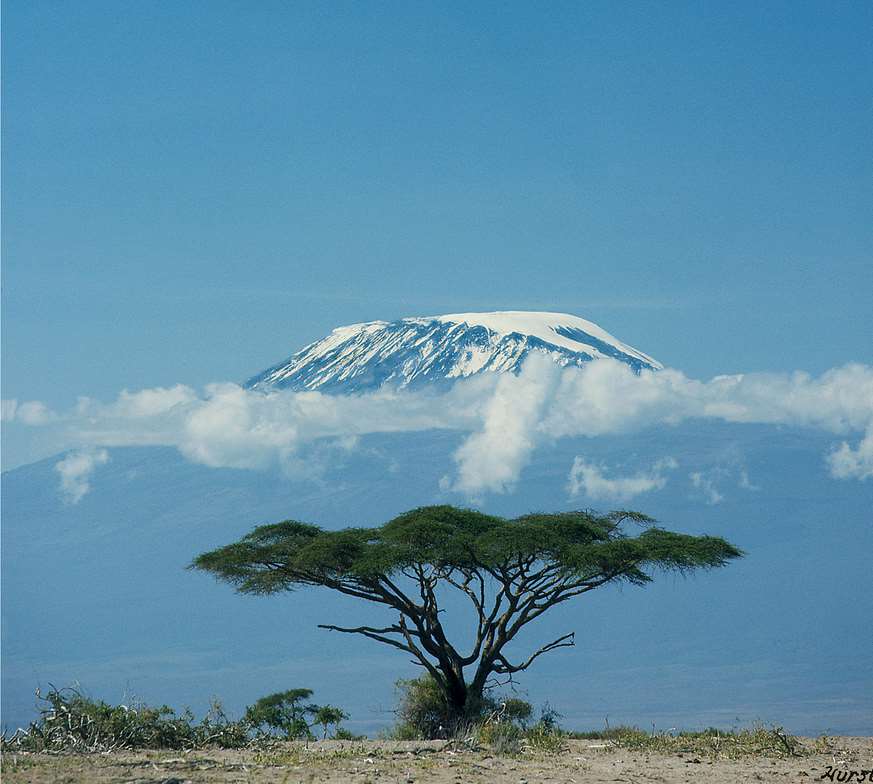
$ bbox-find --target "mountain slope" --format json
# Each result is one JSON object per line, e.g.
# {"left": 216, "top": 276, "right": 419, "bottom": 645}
{"left": 245, "top": 311, "right": 661, "bottom": 393}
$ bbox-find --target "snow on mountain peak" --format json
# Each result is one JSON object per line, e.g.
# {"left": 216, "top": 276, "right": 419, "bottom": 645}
{"left": 245, "top": 311, "right": 661, "bottom": 393}
{"left": 426, "top": 311, "right": 658, "bottom": 364}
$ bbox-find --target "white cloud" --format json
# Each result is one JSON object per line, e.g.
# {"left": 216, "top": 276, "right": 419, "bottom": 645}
{"left": 60, "top": 379, "right": 482, "bottom": 477}
{"left": 538, "top": 361, "right": 873, "bottom": 438}
{"left": 567, "top": 456, "right": 677, "bottom": 502}
{"left": 19, "top": 401, "right": 56, "bottom": 425}
{"left": 112, "top": 385, "right": 199, "bottom": 417}
{"left": 827, "top": 424, "right": 873, "bottom": 481}
{"left": 454, "top": 359, "right": 873, "bottom": 494}
{"left": 689, "top": 471, "right": 725, "bottom": 505}
{"left": 448, "top": 353, "right": 559, "bottom": 494}
{"left": 9, "top": 358, "right": 873, "bottom": 498}
{"left": 2, "top": 399, "right": 56, "bottom": 425}
{"left": 1, "top": 399, "right": 17, "bottom": 421}
{"left": 55, "top": 448, "right": 110, "bottom": 504}
{"left": 738, "top": 468, "right": 760, "bottom": 491}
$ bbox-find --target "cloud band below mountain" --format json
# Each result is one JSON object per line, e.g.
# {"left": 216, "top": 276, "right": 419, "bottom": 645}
{"left": 4, "top": 358, "right": 872, "bottom": 501}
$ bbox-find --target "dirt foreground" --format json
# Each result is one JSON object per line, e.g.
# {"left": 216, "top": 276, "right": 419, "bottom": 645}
{"left": 3, "top": 736, "right": 871, "bottom": 784}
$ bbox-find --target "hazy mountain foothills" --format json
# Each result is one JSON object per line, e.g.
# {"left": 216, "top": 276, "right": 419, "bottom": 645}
{"left": 2, "top": 433, "right": 872, "bottom": 735}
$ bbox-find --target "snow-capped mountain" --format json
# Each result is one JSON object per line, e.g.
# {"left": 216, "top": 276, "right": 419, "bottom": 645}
{"left": 245, "top": 311, "right": 661, "bottom": 393}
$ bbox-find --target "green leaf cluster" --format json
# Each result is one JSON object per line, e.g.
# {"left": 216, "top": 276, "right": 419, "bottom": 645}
{"left": 243, "top": 689, "right": 349, "bottom": 739}
{"left": 192, "top": 505, "right": 743, "bottom": 593}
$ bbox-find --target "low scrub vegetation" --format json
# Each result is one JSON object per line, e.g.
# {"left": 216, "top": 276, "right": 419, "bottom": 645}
{"left": 570, "top": 723, "right": 803, "bottom": 759}
{"left": 1, "top": 681, "right": 803, "bottom": 761}
{"left": 391, "top": 675, "right": 566, "bottom": 754}
{"left": 1, "top": 685, "right": 352, "bottom": 753}
{"left": 390, "top": 675, "right": 802, "bottom": 760}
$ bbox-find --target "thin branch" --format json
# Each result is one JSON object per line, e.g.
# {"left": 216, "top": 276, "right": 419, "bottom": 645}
{"left": 316, "top": 622, "right": 418, "bottom": 637}
{"left": 506, "top": 570, "right": 623, "bottom": 639}
{"left": 317, "top": 624, "right": 417, "bottom": 654}
{"left": 492, "top": 632, "right": 576, "bottom": 674}
{"left": 375, "top": 575, "right": 419, "bottom": 613}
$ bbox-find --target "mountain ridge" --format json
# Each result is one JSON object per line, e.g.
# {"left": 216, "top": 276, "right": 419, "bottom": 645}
{"left": 245, "top": 311, "right": 661, "bottom": 393}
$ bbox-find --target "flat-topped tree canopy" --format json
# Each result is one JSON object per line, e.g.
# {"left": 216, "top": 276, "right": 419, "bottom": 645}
{"left": 192, "top": 505, "right": 742, "bottom": 730}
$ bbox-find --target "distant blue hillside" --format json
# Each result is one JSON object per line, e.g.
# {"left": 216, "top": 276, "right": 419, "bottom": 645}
{"left": 2, "top": 423, "right": 871, "bottom": 736}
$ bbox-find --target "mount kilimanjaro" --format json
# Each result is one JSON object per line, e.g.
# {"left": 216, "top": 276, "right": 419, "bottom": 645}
{"left": 245, "top": 311, "right": 661, "bottom": 393}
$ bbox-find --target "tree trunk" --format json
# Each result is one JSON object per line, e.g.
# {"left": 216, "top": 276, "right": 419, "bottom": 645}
{"left": 440, "top": 665, "right": 494, "bottom": 732}
{"left": 441, "top": 665, "right": 473, "bottom": 731}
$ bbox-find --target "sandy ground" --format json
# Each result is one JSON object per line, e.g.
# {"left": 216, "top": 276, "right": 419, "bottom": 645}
{"left": 2, "top": 737, "right": 870, "bottom": 784}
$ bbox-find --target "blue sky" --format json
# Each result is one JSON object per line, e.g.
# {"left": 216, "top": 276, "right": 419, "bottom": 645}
{"left": 3, "top": 1, "right": 871, "bottom": 425}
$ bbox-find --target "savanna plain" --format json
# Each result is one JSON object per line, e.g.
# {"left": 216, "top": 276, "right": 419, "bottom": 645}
{"left": 4, "top": 734, "right": 871, "bottom": 784}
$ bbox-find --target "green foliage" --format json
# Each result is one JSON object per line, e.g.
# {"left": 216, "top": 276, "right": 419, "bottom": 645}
{"left": 243, "top": 689, "right": 351, "bottom": 740}
{"left": 439, "top": 699, "right": 566, "bottom": 755}
{"left": 311, "top": 705, "right": 350, "bottom": 739}
{"left": 501, "top": 697, "right": 534, "bottom": 726}
{"left": 199, "top": 698, "right": 255, "bottom": 748}
{"left": 244, "top": 688, "right": 315, "bottom": 739}
{"left": 392, "top": 676, "right": 453, "bottom": 740}
{"left": 478, "top": 721, "right": 523, "bottom": 754}
{"left": 511, "top": 704, "right": 568, "bottom": 754}
{"left": 1, "top": 685, "right": 354, "bottom": 752}
{"left": 392, "top": 675, "right": 535, "bottom": 741}
{"left": 535, "top": 703, "right": 562, "bottom": 732}
{"left": 334, "top": 727, "right": 366, "bottom": 740}
{"left": 192, "top": 506, "right": 742, "bottom": 594}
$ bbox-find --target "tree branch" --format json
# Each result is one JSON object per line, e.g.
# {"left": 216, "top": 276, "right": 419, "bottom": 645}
{"left": 492, "top": 632, "right": 576, "bottom": 674}
{"left": 397, "top": 616, "right": 448, "bottom": 687}
{"left": 317, "top": 624, "right": 417, "bottom": 654}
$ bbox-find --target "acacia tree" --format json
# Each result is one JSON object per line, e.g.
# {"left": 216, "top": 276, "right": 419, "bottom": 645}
{"left": 192, "top": 505, "right": 741, "bottom": 729}
{"left": 244, "top": 688, "right": 315, "bottom": 738}
{"left": 311, "top": 705, "right": 349, "bottom": 739}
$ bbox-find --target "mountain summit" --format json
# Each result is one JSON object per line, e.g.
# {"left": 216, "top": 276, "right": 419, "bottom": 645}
{"left": 245, "top": 311, "right": 661, "bottom": 393}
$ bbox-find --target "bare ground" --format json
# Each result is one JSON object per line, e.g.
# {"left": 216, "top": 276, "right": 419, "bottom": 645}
{"left": 3, "top": 737, "right": 871, "bottom": 784}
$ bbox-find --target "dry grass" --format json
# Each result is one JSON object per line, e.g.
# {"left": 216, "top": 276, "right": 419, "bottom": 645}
{"left": 3, "top": 736, "right": 871, "bottom": 784}
{"left": 569, "top": 722, "right": 804, "bottom": 759}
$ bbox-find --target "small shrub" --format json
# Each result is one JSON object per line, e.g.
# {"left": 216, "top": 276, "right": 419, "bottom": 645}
{"left": 480, "top": 721, "right": 523, "bottom": 755}
{"left": 198, "top": 698, "right": 252, "bottom": 748}
{"left": 243, "top": 689, "right": 352, "bottom": 740}
{"left": 474, "top": 704, "right": 567, "bottom": 755}
{"left": 516, "top": 704, "right": 567, "bottom": 754}
{"left": 501, "top": 698, "right": 534, "bottom": 727}
{"left": 392, "top": 676, "right": 537, "bottom": 740}
{"left": 570, "top": 723, "right": 641, "bottom": 740}
{"left": 334, "top": 727, "right": 366, "bottom": 740}
{"left": 523, "top": 724, "right": 567, "bottom": 753}
{"left": 390, "top": 674, "right": 571, "bottom": 757}
{"left": 535, "top": 702, "right": 562, "bottom": 731}
{"left": 392, "top": 676, "right": 455, "bottom": 739}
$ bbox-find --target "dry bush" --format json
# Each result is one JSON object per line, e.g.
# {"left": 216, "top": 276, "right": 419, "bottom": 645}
{"left": 2, "top": 687, "right": 253, "bottom": 753}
